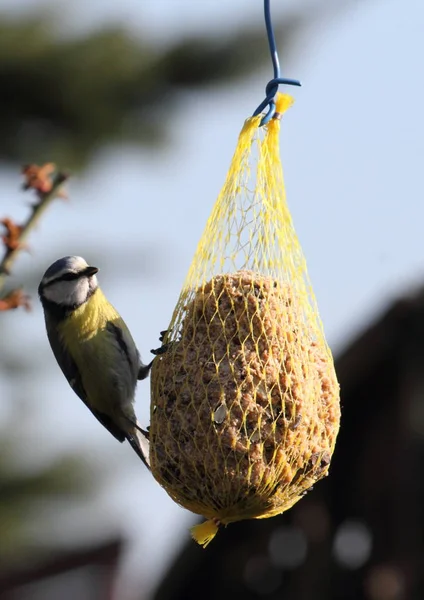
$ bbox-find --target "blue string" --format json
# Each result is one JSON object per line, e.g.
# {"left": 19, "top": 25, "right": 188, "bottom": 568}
{"left": 253, "top": 0, "right": 301, "bottom": 126}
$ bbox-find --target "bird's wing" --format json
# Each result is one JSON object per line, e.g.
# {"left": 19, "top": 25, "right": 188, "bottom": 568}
{"left": 45, "top": 322, "right": 126, "bottom": 443}
{"left": 106, "top": 321, "right": 140, "bottom": 379}
{"left": 104, "top": 322, "right": 151, "bottom": 468}
{"left": 106, "top": 321, "right": 153, "bottom": 382}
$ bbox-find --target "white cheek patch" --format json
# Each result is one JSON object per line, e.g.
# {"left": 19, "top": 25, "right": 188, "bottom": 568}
{"left": 89, "top": 275, "right": 98, "bottom": 293}
{"left": 43, "top": 278, "right": 90, "bottom": 306}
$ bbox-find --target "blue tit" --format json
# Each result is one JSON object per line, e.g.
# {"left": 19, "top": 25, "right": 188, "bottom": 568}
{"left": 38, "top": 255, "right": 151, "bottom": 468}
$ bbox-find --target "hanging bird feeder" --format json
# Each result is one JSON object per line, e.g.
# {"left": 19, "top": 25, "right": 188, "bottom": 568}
{"left": 150, "top": 0, "right": 340, "bottom": 547}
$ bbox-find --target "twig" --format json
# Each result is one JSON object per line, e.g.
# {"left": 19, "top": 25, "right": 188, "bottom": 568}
{"left": 0, "top": 165, "right": 69, "bottom": 306}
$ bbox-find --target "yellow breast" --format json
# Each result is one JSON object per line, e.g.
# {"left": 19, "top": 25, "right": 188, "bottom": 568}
{"left": 57, "top": 289, "right": 128, "bottom": 411}
{"left": 60, "top": 288, "right": 119, "bottom": 343}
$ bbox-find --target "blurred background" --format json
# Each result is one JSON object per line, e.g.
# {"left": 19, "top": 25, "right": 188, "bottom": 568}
{"left": 0, "top": 0, "right": 423, "bottom": 598}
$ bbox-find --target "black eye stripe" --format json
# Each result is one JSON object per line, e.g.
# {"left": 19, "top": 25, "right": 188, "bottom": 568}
{"left": 60, "top": 272, "right": 82, "bottom": 281}
{"left": 40, "top": 266, "right": 97, "bottom": 290}
{"left": 42, "top": 272, "right": 82, "bottom": 287}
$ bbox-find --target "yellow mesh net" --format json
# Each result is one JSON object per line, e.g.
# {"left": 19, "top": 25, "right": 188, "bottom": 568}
{"left": 150, "top": 93, "right": 340, "bottom": 547}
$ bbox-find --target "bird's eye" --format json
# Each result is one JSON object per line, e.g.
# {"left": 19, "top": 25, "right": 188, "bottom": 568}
{"left": 60, "top": 273, "right": 80, "bottom": 282}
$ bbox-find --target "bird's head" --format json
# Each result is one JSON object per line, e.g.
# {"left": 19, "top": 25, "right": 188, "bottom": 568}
{"left": 38, "top": 256, "right": 99, "bottom": 310}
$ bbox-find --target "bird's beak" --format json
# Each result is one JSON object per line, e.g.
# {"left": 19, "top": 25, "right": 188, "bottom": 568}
{"left": 84, "top": 266, "right": 99, "bottom": 276}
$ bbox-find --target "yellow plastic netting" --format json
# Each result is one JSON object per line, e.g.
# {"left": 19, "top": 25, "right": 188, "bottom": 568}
{"left": 150, "top": 94, "right": 340, "bottom": 547}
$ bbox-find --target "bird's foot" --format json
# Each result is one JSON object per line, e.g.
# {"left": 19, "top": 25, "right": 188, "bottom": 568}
{"left": 150, "top": 329, "right": 176, "bottom": 356}
{"left": 150, "top": 343, "right": 172, "bottom": 356}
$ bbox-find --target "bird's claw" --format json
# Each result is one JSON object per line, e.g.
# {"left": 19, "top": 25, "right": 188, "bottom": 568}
{"left": 150, "top": 328, "right": 177, "bottom": 356}
{"left": 150, "top": 343, "right": 172, "bottom": 356}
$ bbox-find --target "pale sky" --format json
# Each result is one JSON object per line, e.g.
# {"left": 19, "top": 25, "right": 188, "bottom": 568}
{"left": 1, "top": 0, "right": 423, "bottom": 598}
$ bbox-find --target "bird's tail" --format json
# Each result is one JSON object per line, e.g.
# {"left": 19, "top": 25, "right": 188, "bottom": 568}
{"left": 125, "top": 420, "right": 151, "bottom": 470}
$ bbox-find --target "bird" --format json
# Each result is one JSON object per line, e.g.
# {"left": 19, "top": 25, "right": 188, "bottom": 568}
{"left": 38, "top": 255, "right": 152, "bottom": 468}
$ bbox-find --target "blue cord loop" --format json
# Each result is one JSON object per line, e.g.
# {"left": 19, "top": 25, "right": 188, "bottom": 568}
{"left": 253, "top": 0, "right": 301, "bottom": 126}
